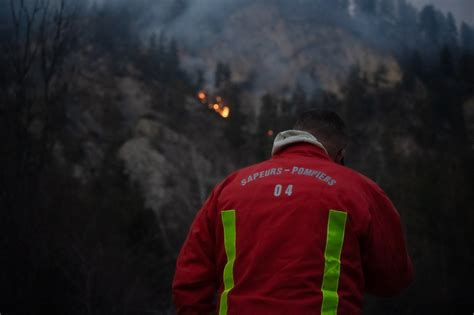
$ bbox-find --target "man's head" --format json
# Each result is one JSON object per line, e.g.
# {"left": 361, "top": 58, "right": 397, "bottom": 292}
{"left": 294, "top": 109, "right": 348, "bottom": 165}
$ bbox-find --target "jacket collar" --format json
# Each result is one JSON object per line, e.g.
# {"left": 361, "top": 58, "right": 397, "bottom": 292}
{"left": 271, "top": 130, "right": 331, "bottom": 160}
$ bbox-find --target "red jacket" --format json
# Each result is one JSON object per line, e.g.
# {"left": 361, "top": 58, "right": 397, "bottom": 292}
{"left": 172, "top": 142, "right": 413, "bottom": 315}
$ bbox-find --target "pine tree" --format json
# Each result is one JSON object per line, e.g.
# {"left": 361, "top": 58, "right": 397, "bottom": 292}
{"left": 444, "top": 13, "right": 458, "bottom": 47}
{"left": 215, "top": 62, "right": 231, "bottom": 89}
{"left": 258, "top": 94, "right": 278, "bottom": 133}
{"left": 216, "top": 65, "right": 248, "bottom": 157}
{"left": 256, "top": 94, "right": 278, "bottom": 160}
{"left": 224, "top": 90, "right": 246, "bottom": 151}
{"left": 460, "top": 23, "right": 474, "bottom": 82}
{"left": 440, "top": 45, "right": 455, "bottom": 77}
{"left": 143, "top": 32, "right": 165, "bottom": 81}
{"left": 291, "top": 84, "right": 307, "bottom": 117}
{"left": 461, "top": 22, "right": 474, "bottom": 52}
{"left": 164, "top": 39, "right": 180, "bottom": 80}
{"left": 397, "top": 0, "right": 418, "bottom": 49}
{"left": 419, "top": 5, "right": 440, "bottom": 46}
{"left": 341, "top": 65, "right": 373, "bottom": 123}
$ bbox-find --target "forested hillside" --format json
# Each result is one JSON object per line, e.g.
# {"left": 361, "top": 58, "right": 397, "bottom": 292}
{"left": 0, "top": 0, "right": 473, "bottom": 314}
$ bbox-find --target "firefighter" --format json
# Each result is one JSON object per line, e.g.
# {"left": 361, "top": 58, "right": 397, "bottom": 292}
{"left": 172, "top": 109, "right": 414, "bottom": 314}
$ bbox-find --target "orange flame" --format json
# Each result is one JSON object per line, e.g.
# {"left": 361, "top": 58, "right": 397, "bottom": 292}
{"left": 197, "top": 90, "right": 230, "bottom": 119}
{"left": 220, "top": 106, "right": 230, "bottom": 118}
{"left": 197, "top": 91, "right": 207, "bottom": 101}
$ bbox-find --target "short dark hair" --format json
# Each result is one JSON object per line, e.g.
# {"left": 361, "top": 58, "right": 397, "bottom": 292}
{"left": 294, "top": 109, "right": 348, "bottom": 157}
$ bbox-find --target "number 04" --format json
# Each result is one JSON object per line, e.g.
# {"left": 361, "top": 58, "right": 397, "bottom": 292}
{"left": 274, "top": 184, "right": 293, "bottom": 197}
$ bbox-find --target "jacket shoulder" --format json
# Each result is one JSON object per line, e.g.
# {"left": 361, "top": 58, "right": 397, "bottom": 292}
{"left": 339, "top": 165, "right": 384, "bottom": 193}
{"left": 329, "top": 164, "right": 392, "bottom": 210}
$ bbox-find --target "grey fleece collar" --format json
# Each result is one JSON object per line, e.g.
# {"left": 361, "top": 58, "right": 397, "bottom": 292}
{"left": 271, "top": 130, "right": 328, "bottom": 156}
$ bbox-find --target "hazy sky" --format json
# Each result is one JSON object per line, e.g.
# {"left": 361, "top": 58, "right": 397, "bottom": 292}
{"left": 409, "top": 0, "right": 474, "bottom": 25}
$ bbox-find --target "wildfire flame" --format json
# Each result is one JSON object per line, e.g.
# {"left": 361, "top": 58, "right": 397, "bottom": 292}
{"left": 198, "top": 91, "right": 207, "bottom": 102}
{"left": 220, "top": 106, "right": 230, "bottom": 118}
{"left": 197, "top": 90, "right": 231, "bottom": 119}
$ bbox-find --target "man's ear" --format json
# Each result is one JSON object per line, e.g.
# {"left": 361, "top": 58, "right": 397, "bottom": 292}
{"left": 335, "top": 148, "right": 346, "bottom": 165}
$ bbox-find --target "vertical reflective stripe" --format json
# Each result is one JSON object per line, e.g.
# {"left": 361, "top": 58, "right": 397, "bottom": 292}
{"left": 219, "top": 210, "right": 236, "bottom": 315}
{"left": 321, "top": 210, "right": 348, "bottom": 315}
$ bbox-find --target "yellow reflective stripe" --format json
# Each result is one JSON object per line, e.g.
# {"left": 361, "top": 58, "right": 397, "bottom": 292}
{"left": 219, "top": 210, "right": 236, "bottom": 315}
{"left": 321, "top": 210, "right": 348, "bottom": 315}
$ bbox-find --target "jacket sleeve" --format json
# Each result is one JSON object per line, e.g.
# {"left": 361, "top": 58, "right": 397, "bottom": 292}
{"left": 361, "top": 183, "right": 414, "bottom": 297}
{"left": 172, "top": 189, "right": 219, "bottom": 315}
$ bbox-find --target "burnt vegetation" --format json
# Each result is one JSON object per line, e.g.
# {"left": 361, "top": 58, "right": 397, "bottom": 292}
{"left": 0, "top": 0, "right": 473, "bottom": 314}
